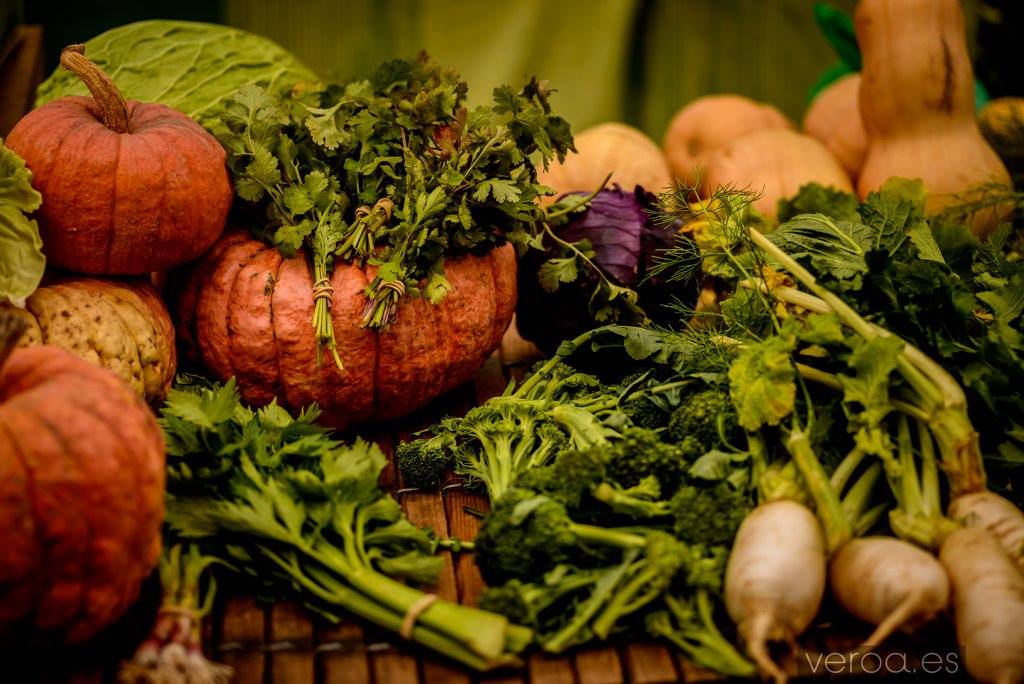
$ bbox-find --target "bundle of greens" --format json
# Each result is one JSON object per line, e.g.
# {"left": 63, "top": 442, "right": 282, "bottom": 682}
{"left": 159, "top": 377, "right": 531, "bottom": 670}
{"left": 772, "top": 180, "right": 1024, "bottom": 494}
{"left": 215, "top": 53, "right": 573, "bottom": 366}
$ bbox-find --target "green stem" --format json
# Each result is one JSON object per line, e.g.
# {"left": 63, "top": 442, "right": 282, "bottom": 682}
{"left": 916, "top": 419, "right": 941, "bottom": 516}
{"left": 785, "top": 427, "right": 853, "bottom": 554}
{"left": 662, "top": 593, "right": 757, "bottom": 678}
{"left": 830, "top": 447, "right": 866, "bottom": 493}
{"left": 569, "top": 523, "right": 649, "bottom": 550}
{"left": 841, "top": 462, "right": 882, "bottom": 522}
{"left": 543, "top": 553, "right": 634, "bottom": 653}
{"left": 261, "top": 548, "right": 504, "bottom": 671}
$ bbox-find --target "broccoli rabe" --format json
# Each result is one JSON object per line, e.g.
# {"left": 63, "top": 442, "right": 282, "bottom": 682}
{"left": 603, "top": 428, "right": 691, "bottom": 493}
{"left": 395, "top": 431, "right": 454, "bottom": 489}
{"left": 670, "top": 483, "right": 753, "bottom": 547}
{"left": 478, "top": 564, "right": 606, "bottom": 630}
{"left": 473, "top": 488, "right": 647, "bottom": 584}
{"left": 666, "top": 387, "right": 738, "bottom": 449}
{"left": 591, "top": 477, "right": 671, "bottom": 519}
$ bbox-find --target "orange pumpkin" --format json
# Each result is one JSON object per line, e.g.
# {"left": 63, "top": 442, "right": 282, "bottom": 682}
{"left": 0, "top": 314, "right": 165, "bottom": 643}
{"left": 702, "top": 129, "right": 853, "bottom": 217}
{"left": 174, "top": 231, "right": 516, "bottom": 429}
{"left": 5, "top": 45, "right": 231, "bottom": 274}
{"left": 537, "top": 123, "right": 671, "bottom": 201}
{"left": 2, "top": 278, "right": 176, "bottom": 403}
{"left": 663, "top": 95, "right": 793, "bottom": 188}
{"left": 855, "top": 0, "right": 1010, "bottom": 236}
{"left": 803, "top": 74, "right": 867, "bottom": 180}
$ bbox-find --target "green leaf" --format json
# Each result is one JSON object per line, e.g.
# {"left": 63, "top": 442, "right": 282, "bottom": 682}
{"left": 688, "top": 449, "right": 750, "bottom": 482}
{"left": 0, "top": 139, "right": 44, "bottom": 306}
{"left": 837, "top": 335, "right": 904, "bottom": 428}
{"left": 305, "top": 102, "right": 349, "bottom": 150}
{"left": 769, "top": 213, "right": 871, "bottom": 285}
{"left": 776, "top": 182, "right": 859, "bottom": 222}
{"left": 728, "top": 333, "right": 798, "bottom": 430}
{"left": 537, "top": 256, "right": 579, "bottom": 292}
{"left": 473, "top": 178, "right": 521, "bottom": 204}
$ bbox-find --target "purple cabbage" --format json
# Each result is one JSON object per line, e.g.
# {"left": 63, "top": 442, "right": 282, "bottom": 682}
{"left": 516, "top": 185, "right": 695, "bottom": 353}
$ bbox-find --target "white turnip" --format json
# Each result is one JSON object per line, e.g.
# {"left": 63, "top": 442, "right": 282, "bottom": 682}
{"left": 948, "top": 491, "right": 1024, "bottom": 573}
{"left": 940, "top": 526, "right": 1024, "bottom": 684}
{"left": 829, "top": 536, "right": 949, "bottom": 648}
{"left": 725, "top": 500, "right": 826, "bottom": 683}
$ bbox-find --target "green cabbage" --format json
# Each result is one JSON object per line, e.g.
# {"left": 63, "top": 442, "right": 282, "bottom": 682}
{"left": 0, "top": 139, "right": 44, "bottom": 307}
{"left": 35, "top": 20, "right": 318, "bottom": 129}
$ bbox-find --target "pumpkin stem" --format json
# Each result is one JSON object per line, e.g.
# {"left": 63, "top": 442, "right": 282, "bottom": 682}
{"left": 60, "top": 44, "right": 131, "bottom": 134}
{"left": 0, "top": 311, "right": 28, "bottom": 372}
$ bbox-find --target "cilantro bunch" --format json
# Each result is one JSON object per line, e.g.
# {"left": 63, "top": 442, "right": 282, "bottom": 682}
{"left": 214, "top": 54, "right": 573, "bottom": 367}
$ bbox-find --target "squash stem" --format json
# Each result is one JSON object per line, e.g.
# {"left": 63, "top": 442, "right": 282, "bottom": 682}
{"left": 60, "top": 44, "right": 130, "bottom": 133}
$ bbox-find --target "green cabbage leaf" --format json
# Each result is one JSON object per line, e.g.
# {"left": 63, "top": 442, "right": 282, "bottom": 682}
{"left": 35, "top": 20, "right": 317, "bottom": 129}
{"left": 0, "top": 139, "right": 44, "bottom": 307}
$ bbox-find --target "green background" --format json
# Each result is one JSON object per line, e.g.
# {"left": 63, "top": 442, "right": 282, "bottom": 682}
{"left": 21, "top": 0, "right": 988, "bottom": 141}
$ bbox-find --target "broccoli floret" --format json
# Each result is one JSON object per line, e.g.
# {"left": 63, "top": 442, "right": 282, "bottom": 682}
{"left": 479, "top": 565, "right": 605, "bottom": 630}
{"left": 515, "top": 446, "right": 610, "bottom": 511}
{"left": 395, "top": 432, "right": 454, "bottom": 489}
{"left": 627, "top": 396, "right": 671, "bottom": 429}
{"left": 670, "top": 483, "right": 753, "bottom": 547}
{"left": 591, "top": 476, "right": 671, "bottom": 518}
{"left": 667, "top": 388, "right": 738, "bottom": 449}
{"left": 603, "top": 427, "right": 690, "bottom": 493}
{"left": 474, "top": 487, "right": 648, "bottom": 585}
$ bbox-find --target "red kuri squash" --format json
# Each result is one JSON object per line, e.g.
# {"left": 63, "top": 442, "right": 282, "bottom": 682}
{"left": 6, "top": 45, "right": 232, "bottom": 274}
{"left": 174, "top": 231, "right": 516, "bottom": 429}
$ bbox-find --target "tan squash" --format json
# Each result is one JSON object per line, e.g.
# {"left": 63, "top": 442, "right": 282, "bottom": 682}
{"left": 855, "top": 0, "right": 1010, "bottom": 236}
{"left": 663, "top": 95, "right": 793, "bottom": 188}
{"left": 537, "top": 123, "right": 671, "bottom": 202}
{"left": 1, "top": 278, "right": 176, "bottom": 403}
{"left": 803, "top": 74, "right": 867, "bottom": 180}
{"left": 702, "top": 129, "right": 853, "bottom": 217}
{"left": 978, "top": 97, "right": 1024, "bottom": 178}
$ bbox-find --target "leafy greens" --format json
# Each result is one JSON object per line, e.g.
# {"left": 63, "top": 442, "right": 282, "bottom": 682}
{"left": 0, "top": 139, "right": 44, "bottom": 307}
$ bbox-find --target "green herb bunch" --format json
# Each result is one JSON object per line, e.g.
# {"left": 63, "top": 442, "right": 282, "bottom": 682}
{"left": 160, "top": 376, "right": 532, "bottom": 670}
{"left": 215, "top": 53, "right": 573, "bottom": 367}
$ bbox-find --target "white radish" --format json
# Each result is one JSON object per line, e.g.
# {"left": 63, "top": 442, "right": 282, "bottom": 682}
{"left": 949, "top": 491, "right": 1024, "bottom": 573}
{"left": 725, "top": 500, "right": 826, "bottom": 683}
{"left": 829, "top": 537, "right": 949, "bottom": 648}
{"left": 940, "top": 526, "right": 1024, "bottom": 684}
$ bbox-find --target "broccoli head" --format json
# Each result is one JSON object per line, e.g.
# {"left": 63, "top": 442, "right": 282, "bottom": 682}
{"left": 395, "top": 432, "right": 454, "bottom": 489}
{"left": 669, "top": 483, "right": 753, "bottom": 548}
{"left": 479, "top": 564, "right": 605, "bottom": 630}
{"left": 474, "top": 487, "right": 648, "bottom": 585}
{"left": 603, "top": 427, "right": 690, "bottom": 493}
{"left": 667, "top": 387, "right": 738, "bottom": 449}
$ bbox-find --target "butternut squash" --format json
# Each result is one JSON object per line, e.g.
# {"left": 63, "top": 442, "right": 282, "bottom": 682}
{"left": 855, "top": 0, "right": 1010, "bottom": 236}
{"left": 702, "top": 129, "right": 853, "bottom": 217}
{"left": 537, "top": 123, "right": 670, "bottom": 202}
{"left": 803, "top": 74, "right": 867, "bottom": 180}
{"left": 663, "top": 95, "right": 792, "bottom": 188}
{"left": 978, "top": 97, "right": 1024, "bottom": 178}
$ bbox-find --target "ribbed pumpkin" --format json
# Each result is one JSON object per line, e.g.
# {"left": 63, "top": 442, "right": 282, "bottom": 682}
{"left": 1, "top": 278, "right": 175, "bottom": 403}
{"left": 175, "top": 231, "right": 516, "bottom": 429}
{"left": 702, "top": 129, "right": 853, "bottom": 217}
{"left": 803, "top": 74, "right": 867, "bottom": 179}
{"left": 855, "top": 0, "right": 1010, "bottom": 236}
{"left": 663, "top": 95, "right": 793, "bottom": 188}
{"left": 537, "top": 123, "right": 671, "bottom": 202}
{"left": 0, "top": 314, "right": 165, "bottom": 643}
{"left": 5, "top": 45, "right": 231, "bottom": 274}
